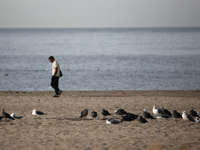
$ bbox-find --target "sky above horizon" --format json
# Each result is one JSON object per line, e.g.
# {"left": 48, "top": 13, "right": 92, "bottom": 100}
{"left": 0, "top": 0, "right": 200, "bottom": 28}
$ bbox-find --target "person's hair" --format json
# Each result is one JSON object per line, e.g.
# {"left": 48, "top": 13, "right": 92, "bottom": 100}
{"left": 49, "top": 56, "right": 55, "bottom": 60}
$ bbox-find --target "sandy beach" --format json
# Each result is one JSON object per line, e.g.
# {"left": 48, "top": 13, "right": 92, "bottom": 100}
{"left": 0, "top": 90, "right": 200, "bottom": 150}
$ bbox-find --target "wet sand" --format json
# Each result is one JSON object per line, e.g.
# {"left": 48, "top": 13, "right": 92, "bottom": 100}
{"left": 0, "top": 90, "right": 200, "bottom": 150}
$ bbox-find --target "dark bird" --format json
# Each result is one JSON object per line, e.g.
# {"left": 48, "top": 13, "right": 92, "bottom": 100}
{"left": 172, "top": 110, "right": 182, "bottom": 122}
{"left": 79, "top": 109, "right": 88, "bottom": 118}
{"left": 120, "top": 115, "right": 133, "bottom": 122}
{"left": 0, "top": 116, "right": 3, "bottom": 121}
{"left": 114, "top": 109, "right": 127, "bottom": 116}
{"left": 137, "top": 115, "right": 148, "bottom": 123}
{"left": 143, "top": 109, "right": 156, "bottom": 119}
{"left": 161, "top": 107, "right": 172, "bottom": 117}
{"left": 189, "top": 107, "right": 200, "bottom": 118}
{"left": 126, "top": 112, "right": 138, "bottom": 120}
{"left": 2, "top": 109, "right": 15, "bottom": 121}
{"left": 91, "top": 111, "right": 97, "bottom": 119}
{"left": 32, "top": 109, "right": 46, "bottom": 115}
{"left": 102, "top": 109, "right": 111, "bottom": 117}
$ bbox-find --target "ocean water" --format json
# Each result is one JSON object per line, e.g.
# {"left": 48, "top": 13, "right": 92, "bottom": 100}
{"left": 0, "top": 28, "right": 200, "bottom": 91}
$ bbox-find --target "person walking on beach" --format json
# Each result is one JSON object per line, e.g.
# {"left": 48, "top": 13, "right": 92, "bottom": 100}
{"left": 49, "top": 56, "right": 62, "bottom": 97}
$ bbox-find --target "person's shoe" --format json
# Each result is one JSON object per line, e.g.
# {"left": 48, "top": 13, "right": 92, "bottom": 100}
{"left": 59, "top": 90, "right": 62, "bottom": 95}
{"left": 53, "top": 95, "right": 59, "bottom": 97}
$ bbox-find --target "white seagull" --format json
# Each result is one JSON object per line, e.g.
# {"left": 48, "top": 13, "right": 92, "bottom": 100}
{"left": 106, "top": 118, "right": 121, "bottom": 124}
{"left": 152, "top": 105, "right": 164, "bottom": 116}
{"left": 10, "top": 113, "right": 23, "bottom": 119}
{"left": 32, "top": 109, "right": 46, "bottom": 115}
{"left": 182, "top": 111, "right": 195, "bottom": 122}
{"left": 195, "top": 117, "right": 200, "bottom": 123}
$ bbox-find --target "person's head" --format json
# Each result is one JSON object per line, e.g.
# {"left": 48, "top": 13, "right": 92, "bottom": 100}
{"left": 49, "top": 56, "right": 55, "bottom": 63}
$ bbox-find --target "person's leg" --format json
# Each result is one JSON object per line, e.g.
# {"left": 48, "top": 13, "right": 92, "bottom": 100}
{"left": 51, "top": 76, "right": 59, "bottom": 95}
{"left": 57, "top": 77, "right": 60, "bottom": 92}
{"left": 57, "top": 78, "right": 62, "bottom": 95}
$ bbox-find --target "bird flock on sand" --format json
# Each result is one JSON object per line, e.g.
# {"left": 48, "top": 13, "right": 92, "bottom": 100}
{"left": 1, "top": 106, "right": 200, "bottom": 125}
{"left": 79, "top": 105, "right": 200, "bottom": 124}
{"left": 0, "top": 108, "right": 46, "bottom": 121}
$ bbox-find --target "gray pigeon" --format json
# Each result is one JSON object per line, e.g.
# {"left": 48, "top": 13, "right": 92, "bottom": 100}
{"left": 80, "top": 109, "right": 88, "bottom": 118}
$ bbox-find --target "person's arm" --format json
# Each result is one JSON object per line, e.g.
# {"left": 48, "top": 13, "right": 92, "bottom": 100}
{"left": 54, "top": 67, "right": 58, "bottom": 76}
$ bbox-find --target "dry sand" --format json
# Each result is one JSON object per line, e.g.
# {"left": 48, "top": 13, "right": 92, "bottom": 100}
{"left": 0, "top": 90, "right": 200, "bottom": 150}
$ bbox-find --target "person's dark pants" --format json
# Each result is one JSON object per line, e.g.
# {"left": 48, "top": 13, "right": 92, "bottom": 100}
{"left": 51, "top": 76, "right": 60, "bottom": 95}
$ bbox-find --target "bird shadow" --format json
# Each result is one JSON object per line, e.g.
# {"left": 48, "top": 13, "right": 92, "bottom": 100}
{"left": 101, "top": 117, "right": 120, "bottom": 120}
{"left": 33, "top": 117, "right": 57, "bottom": 120}
{"left": 64, "top": 118, "right": 93, "bottom": 121}
{"left": 101, "top": 118, "right": 108, "bottom": 120}
{"left": 15, "top": 116, "right": 23, "bottom": 119}
{"left": 33, "top": 117, "right": 93, "bottom": 121}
